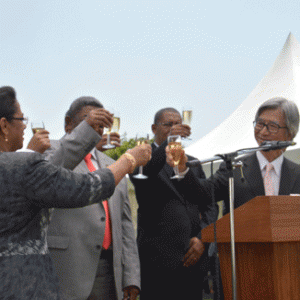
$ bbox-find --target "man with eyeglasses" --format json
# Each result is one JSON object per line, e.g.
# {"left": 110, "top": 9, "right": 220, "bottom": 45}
{"left": 163, "top": 97, "right": 300, "bottom": 299}
{"left": 173, "top": 97, "right": 300, "bottom": 216}
{"left": 130, "top": 107, "right": 217, "bottom": 300}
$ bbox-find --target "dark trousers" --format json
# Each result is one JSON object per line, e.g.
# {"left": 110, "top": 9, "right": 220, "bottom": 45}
{"left": 140, "top": 262, "right": 204, "bottom": 300}
{"left": 87, "top": 250, "right": 117, "bottom": 300}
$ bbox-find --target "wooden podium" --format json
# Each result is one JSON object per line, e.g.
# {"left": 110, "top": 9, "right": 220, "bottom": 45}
{"left": 202, "top": 196, "right": 300, "bottom": 300}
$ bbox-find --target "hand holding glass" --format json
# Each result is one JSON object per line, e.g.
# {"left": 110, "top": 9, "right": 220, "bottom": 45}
{"left": 182, "top": 107, "right": 192, "bottom": 140}
{"left": 168, "top": 135, "right": 184, "bottom": 179}
{"left": 133, "top": 134, "right": 149, "bottom": 179}
{"left": 31, "top": 121, "right": 45, "bottom": 134}
{"left": 103, "top": 111, "right": 120, "bottom": 149}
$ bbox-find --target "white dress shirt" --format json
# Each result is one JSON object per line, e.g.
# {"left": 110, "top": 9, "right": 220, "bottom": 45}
{"left": 89, "top": 148, "right": 100, "bottom": 170}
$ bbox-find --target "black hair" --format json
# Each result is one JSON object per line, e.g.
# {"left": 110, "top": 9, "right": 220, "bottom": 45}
{"left": 0, "top": 86, "right": 18, "bottom": 121}
{"left": 65, "top": 96, "right": 103, "bottom": 125}
{"left": 153, "top": 107, "right": 180, "bottom": 124}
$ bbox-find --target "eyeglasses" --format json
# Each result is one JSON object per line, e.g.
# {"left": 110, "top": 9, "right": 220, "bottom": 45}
{"left": 160, "top": 121, "right": 182, "bottom": 128}
{"left": 253, "top": 120, "right": 287, "bottom": 134}
{"left": 11, "top": 117, "right": 29, "bottom": 125}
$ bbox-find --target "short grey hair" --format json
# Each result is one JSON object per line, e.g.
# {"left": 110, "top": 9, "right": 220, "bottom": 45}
{"left": 255, "top": 97, "right": 299, "bottom": 139}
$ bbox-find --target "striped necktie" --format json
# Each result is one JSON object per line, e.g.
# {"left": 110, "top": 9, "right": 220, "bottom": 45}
{"left": 84, "top": 153, "right": 112, "bottom": 249}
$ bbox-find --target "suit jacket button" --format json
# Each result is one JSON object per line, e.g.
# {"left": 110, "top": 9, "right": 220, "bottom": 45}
{"left": 96, "top": 245, "right": 101, "bottom": 250}
{"left": 101, "top": 217, "right": 105, "bottom": 222}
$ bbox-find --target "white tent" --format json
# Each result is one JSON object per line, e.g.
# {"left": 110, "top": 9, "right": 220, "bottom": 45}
{"left": 186, "top": 33, "right": 300, "bottom": 171}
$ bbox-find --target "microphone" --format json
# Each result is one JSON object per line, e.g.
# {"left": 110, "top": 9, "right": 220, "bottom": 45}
{"left": 260, "top": 141, "right": 296, "bottom": 151}
{"left": 186, "top": 141, "right": 296, "bottom": 168}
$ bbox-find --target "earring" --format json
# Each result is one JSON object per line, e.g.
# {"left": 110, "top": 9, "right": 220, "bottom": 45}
{"left": 4, "top": 136, "right": 8, "bottom": 142}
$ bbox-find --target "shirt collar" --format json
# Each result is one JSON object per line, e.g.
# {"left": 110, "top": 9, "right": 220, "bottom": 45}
{"left": 256, "top": 151, "right": 284, "bottom": 176}
{"left": 90, "top": 147, "right": 97, "bottom": 159}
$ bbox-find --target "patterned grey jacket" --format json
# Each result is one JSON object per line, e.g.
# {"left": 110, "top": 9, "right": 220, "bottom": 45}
{"left": 0, "top": 151, "right": 115, "bottom": 300}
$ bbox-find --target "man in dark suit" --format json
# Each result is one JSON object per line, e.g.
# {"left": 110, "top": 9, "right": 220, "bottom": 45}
{"left": 182, "top": 97, "right": 300, "bottom": 214}
{"left": 164, "top": 97, "right": 300, "bottom": 299}
{"left": 130, "top": 108, "right": 217, "bottom": 300}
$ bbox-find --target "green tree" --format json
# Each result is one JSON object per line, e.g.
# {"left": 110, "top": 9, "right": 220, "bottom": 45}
{"left": 105, "top": 133, "right": 154, "bottom": 160}
{"left": 105, "top": 137, "right": 137, "bottom": 160}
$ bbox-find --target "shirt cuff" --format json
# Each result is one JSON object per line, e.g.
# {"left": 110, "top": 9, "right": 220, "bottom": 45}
{"left": 17, "top": 149, "right": 35, "bottom": 153}
{"left": 178, "top": 167, "right": 190, "bottom": 177}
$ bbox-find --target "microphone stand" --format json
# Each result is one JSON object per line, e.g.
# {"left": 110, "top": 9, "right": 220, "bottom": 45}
{"left": 215, "top": 151, "right": 238, "bottom": 300}
{"left": 209, "top": 151, "right": 238, "bottom": 300}
{"left": 189, "top": 143, "right": 284, "bottom": 167}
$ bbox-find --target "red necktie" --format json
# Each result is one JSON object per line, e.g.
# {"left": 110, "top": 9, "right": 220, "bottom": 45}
{"left": 84, "top": 153, "right": 112, "bottom": 249}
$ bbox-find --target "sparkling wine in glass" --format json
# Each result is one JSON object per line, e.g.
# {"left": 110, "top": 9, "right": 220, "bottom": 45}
{"left": 31, "top": 121, "right": 45, "bottom": 134}
{"left": 182, "top": 107, "right": 192, "bottom": 140}
{"left": 168, "top": 135, "right": 184, "bottom": 179}
{"left": 111, "top": 115, "right": 120, "bottom": 133}
{"left": 103, "top": 110, "right": 120, "bottom": 149}
{"left": 182, "top": 107, "right": 192, "bottom": 126}
{"left": 133, "top": 133, "right": 149, "bottom": 179}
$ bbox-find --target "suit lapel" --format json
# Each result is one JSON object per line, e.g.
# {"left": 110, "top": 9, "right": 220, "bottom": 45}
{"left": 74, "top": 159, "right": 90, "bottom": 174}
{"left": 242, "top": 154, "right": 265, "bottom": 197}
{"left": 152, "top": 141, "right": 174, "bottom": 180}
{"left": 158, "top": 166, "right": 185, "bottom": 201}
{"left": 151, "top": 143, "right": 173, "bottom": 187}
{"left": 94, "top": 150, "right": 111, "bottom": 169}
{"left": 279, "top": 158, "right": 295, "bottom": 195}
{"left": 162, "top": 163, "right": 174, "bottom": 178}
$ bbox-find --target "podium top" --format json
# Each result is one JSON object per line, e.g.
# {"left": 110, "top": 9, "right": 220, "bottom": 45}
{"left": 202, "top": 196, "right": 300, "bottom": 243}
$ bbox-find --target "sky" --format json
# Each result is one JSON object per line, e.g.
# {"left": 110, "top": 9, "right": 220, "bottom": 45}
{"left": 1, "top": 0, "right": 300, "bottom": 150}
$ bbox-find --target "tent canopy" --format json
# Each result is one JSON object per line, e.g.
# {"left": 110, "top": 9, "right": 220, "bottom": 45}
{"left": 186, "top": 33, "right": 300, "bottom": 165}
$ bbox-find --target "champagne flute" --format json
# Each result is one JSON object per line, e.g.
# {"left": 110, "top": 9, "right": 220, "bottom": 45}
{"left": 31, "top": 121, "right": 45, "bottom": 134}
{"left": 182, "top": 107, "right": 192, "bottom": 140}
{"left": 133, "top": 133, "right": 149, "bottom": 179}
{"left": 103, "top": 110, "right": 120, "bottom": 149}
{"left": 182, "top": 107, "right": 192, "bottom": 126}
{"left": 168, "top": 135, "right": 184, "bottom": 179}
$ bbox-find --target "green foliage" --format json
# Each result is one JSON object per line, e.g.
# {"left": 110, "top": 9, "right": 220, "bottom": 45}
{"left": 104, "top": 133, "right": 154, "bottom": 160}
{"left": 105, "top": 138, "right": 137, "bottom": 160}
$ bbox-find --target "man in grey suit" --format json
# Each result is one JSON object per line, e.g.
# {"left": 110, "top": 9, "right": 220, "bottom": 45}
{"left": 46, "top": 97, "right": 140, "bottom": 300}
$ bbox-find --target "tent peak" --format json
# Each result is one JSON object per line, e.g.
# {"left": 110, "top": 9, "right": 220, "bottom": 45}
{"left": 186, "top": 33, "right": 300, "bottom": 160}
